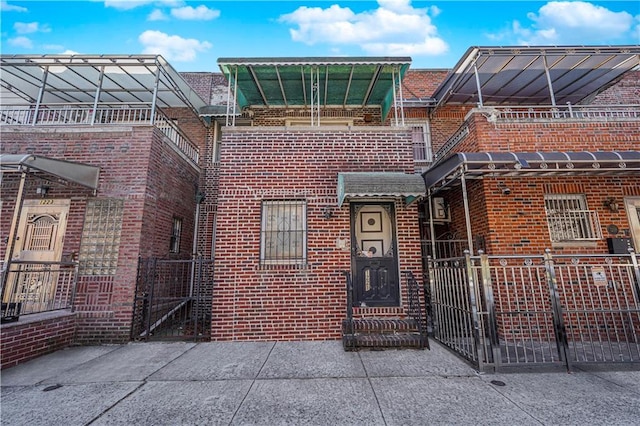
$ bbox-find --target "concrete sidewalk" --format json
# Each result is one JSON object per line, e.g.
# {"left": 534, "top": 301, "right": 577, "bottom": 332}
{"left": 1, "top": 340, "right": 639, "bottom": 426}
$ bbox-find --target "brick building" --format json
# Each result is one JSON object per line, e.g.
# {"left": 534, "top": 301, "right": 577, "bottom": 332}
{"left": 1, "top": 46, "right": 639, "bottom": 370}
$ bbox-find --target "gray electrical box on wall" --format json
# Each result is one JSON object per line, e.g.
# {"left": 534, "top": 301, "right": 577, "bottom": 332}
{"left": 606, "top": 237, "right": 634, "bottom": 254}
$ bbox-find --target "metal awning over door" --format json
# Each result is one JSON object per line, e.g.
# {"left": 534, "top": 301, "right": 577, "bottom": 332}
{"left": 0, "top": 154, "right": 100, "bottom": 190}
{"left": 423, "top": 151, "right": 640, "bottom": 192}
{"left": 337, "top": 172, "right": 424, "bottom": 207}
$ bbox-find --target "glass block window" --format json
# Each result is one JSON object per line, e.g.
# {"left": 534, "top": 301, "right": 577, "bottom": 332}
{"left": 544, "top": 194, "right": 602, "bottom": 242}
{"left": 260, "top": 200, "right": 307, "bottom": 266}
{"left": 79, "top": 199, "right": 124, "bottom": 275}
{"left": 170, "top": 217, "right": 182, "bottom": 253}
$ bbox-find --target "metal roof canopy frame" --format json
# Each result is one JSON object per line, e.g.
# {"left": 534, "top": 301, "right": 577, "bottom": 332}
{"left": 431, "top": 46, "right": 640, "bottom": 110}
{"left": 0, "top": 54, "right": 208, "bottom": 124}
{"left": 422, "top": 150, "right": 640, "bottom": 256}
{"left": 217, "top": 57, "right": 412, "bottom": 126}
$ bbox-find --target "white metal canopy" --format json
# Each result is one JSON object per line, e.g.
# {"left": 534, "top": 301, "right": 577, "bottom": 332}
{"left": 0, "top": 54, "right": 207, "bottom": 110}
{"left": 0, "top": 154, "right": 100, "bottom": 190}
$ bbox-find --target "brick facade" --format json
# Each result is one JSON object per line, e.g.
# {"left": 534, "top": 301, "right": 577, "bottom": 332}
{"left": 1, "top": 124, "right": 201, "bottom": 362}
{"left": 209, "top": 127, "right": 423, "bottom": 340}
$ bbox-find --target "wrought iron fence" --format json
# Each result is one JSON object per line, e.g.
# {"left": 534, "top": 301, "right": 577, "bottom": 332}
{"left": 131, "top": 256, "right": 214, "bottom": 341}
{"left": 406, "top": 270, "right": 429, "bottom": 349}
{"left": 428, "top": 250, "right": 640, "bottom": 371}
{"left": 1, "top": 261, "right": 78, "bottom": 322}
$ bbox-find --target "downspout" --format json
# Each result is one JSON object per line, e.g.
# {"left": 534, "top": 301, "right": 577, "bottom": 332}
{"left": 1, "top": 170, "right": 28, "bottom": 297}
{"left": 460, "top": 171, "right": 475, "bottom": 255}
{"left": 189, "top": 191, "right": 205, "bottom": 297}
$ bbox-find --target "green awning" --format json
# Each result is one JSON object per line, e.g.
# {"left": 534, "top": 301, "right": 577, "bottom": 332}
{"left": 337, "top": 172, "right": 425, "bottom": 207}
{"left": 218, "top": 57, "right": 411, "bottom": 120}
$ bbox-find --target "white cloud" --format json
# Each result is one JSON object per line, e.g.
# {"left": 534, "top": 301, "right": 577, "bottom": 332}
{"left": 104, "top": 1, "right": 182, "bottom": 11}
{"left": 14, "top": 22, "right": 51, "bottom": 34}
{"left": 43, "top": 44, "right": 65, "bottom": 51}
{"left": 509, "top": 1, "right": 635, "bottom": 45}
{"left": 278, "top": 0, "right": 447, "bottom": 56}
{"left": 0, "top": 1, "right": 27, "bottom": 12}
{"left": 8, "top": 36, "right": 33, "bottom": 48}
{"left": 171, "top": 5, "right": 220, "bottom": 20}
{"left": 138, "top": 30, "right": 212, "bottom": 62}
{"left": 148, "top": 9, "right": 168, "bottom": 21}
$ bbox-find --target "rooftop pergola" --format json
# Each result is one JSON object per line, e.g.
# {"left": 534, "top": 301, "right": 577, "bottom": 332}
{"left": 431, "top": 46, "right": 640, "bottom": 108}
{"left": 217, "top": 57, "right": 411, "bottom": 126}
{"left": 0, "top": 54, "right": 207, "bottom": 112}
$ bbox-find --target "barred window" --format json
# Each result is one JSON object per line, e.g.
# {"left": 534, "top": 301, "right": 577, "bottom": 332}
{"left": 260, "top": 200, "right": 307, "bottom": 266}
{"left": 411, "top": 124, "right": 433, "bottom": 163}
{"left": 170, "top": 217, "right": 182, "bottom": 253}
{"left": 79, "top": 199, "right": 124, "bottom": 275}
{"left": 544, "top": 194, "right": 602, "bottom": 242}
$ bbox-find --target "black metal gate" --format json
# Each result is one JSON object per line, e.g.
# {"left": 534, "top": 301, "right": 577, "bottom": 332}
{"left": 131, "top": 257, "right": 214, "bottom": 341}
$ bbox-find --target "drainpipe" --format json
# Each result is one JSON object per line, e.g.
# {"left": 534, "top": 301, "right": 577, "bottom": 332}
{"left": 189, "top": 190, "right": 205, "bottom": 297}
{"left": 1, "top": 171, "right": 27, "bottom": 297}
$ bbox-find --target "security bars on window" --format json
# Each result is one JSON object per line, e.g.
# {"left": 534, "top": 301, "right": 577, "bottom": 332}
{"left": 260, "top": 200, "right": 307, "bottom": 266}
{"left": 78, "top": 199, "right": 124, "bottom": 275}
{"left": 544, "top": 194, "right": 602, "bottom": 242}
{"left": 170, "top": 217, "right": 182, "bottom": 253}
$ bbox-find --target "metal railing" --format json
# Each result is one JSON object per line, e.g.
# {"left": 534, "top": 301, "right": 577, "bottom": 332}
{"left": 1, "top": 261, "right": 79, "bottom": 321}
{"left": 406, "top": 270, "right": 429, "bottom": 349}
{"left": 434, "top": 104, "right": 640, "bottom": 162}
{"left": 497, "top": 104, "right": 640, "bottom": 121}
{"left": 0, "top": 104, "right": 199, "bottom": 164}
{"left": 428, "top": 250, "right": 640, "bottom": 371}
{"left": 132, "top": 256, "right": 214, "bottom": 341}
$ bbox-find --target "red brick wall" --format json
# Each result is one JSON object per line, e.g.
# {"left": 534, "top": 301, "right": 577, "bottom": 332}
{"left": 211, "top": 127, "right": 422, "bottom": 340}
{"left": 0, "top": 313, "right": 76, "bottom": 369}
{"left": 1, "top": 125, "right": 202, "bottom": 344}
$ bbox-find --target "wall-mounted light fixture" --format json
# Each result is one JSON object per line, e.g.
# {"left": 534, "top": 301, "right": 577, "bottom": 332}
{"left": 323, "top": 206, "right": 334, "bottom": 219}
{"left": 604, "top": 197, "right": 619, "bottom": 213}
{"left": 497, "top": 182, "right": 511, "bottom": 195}
{"left": 36, "top": 185, "right": 49, "bottom": 197}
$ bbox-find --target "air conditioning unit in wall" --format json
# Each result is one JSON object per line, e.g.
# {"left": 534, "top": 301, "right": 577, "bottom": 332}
{"left": 432, "top": 197, "right": 451, "bottom": 222}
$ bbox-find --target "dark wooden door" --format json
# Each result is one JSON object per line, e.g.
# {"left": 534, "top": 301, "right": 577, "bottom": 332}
{"left": 350, "top": 203, "right": 399, "bottom": 307}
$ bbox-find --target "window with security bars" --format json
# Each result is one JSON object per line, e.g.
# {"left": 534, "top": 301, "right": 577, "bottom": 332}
{"left": 544, "top": 194, "right": 602, "bottom": 242}
{"left": 79, "top": 199, "right": 124, "bottom": 275}
{"left": 170, "top": 217, "right": 182, "bottom": 253}
{"left": 260, "top": 200, "right": 307, "bottom": 266}
{"left": 411, "top": 124, "right": 433, "bottom": 163}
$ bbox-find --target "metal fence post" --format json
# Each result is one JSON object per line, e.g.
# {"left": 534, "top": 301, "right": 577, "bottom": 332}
{"left": 479, "top": 250, "right": 500, "bottom": 370}
{"left": 629, "top": 249, "right": 640, "bottom": 304}
{"left": 464, "top": 250, "right": 484, "bottom": 370}
{"left": 543, "top": 249, "right": 571, "bottom": 371}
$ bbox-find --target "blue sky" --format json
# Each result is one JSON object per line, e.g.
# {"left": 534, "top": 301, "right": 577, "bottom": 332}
{"left": 1, "top": 1, "right": 639, "bottom": 71}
